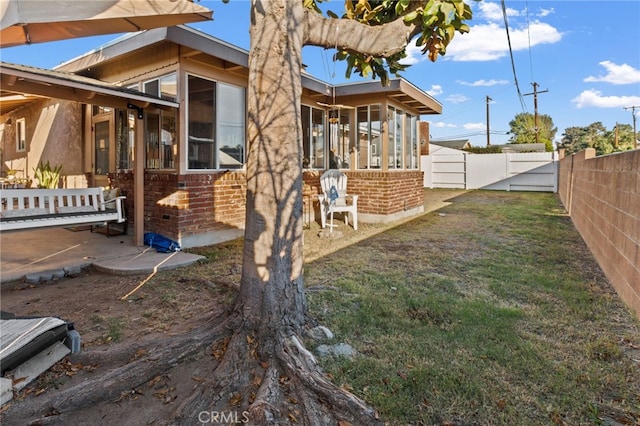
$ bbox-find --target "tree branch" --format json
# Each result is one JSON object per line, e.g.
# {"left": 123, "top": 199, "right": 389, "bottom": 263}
{"left": 303, "top": 8, "right": 422, "bottom": 58}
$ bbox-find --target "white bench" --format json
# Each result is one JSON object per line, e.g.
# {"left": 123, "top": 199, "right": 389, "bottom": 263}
{"left": 0, "top": 188, "right": 125, "bottom": 232}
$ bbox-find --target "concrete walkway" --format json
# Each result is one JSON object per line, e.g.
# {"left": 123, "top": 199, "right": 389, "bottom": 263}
{"left": 1, "top": 189, "right": 466, "bottom": 285}
{"left": 0, "top": 227, "right": 203, "bottom": 284}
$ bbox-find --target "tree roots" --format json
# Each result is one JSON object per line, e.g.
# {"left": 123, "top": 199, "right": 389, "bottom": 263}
{"left": 2, "top": 312, "right": 381, "bottom": 426}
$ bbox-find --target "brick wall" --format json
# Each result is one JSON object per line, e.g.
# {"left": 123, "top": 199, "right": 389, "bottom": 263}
{"left": 558, "top": 148, "right": 640, "bottom": 319}
{"left": 108, "top": 171, "right": 247, "bottom": 242}
{"left": 303, "top": 170, "right": 425, "bottom": 219}
{"left": 111, "top": 169, "right": 424, "bottom": 244}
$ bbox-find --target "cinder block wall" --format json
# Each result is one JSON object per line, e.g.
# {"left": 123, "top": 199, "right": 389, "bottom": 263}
{"left": 558, "top": 148, "right": 640, "bottom": 319}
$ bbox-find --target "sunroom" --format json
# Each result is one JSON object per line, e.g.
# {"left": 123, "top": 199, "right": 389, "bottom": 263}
{"left": 1, "top": 25, "right": 440, "bottom": 248}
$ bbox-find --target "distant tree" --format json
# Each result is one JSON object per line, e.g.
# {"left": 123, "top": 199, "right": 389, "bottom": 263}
{"left": 559, "top": 122, "right": 635, "bottom": 156}
{"left": 507, "top": 112, "right": 556, "bottom": 151}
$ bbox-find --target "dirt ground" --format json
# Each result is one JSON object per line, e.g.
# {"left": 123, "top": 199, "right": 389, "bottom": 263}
{"left": 0, "top": 190, "right": 467, "bottom": 425}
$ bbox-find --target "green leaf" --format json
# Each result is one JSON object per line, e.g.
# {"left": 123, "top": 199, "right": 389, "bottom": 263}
{"left": 403, "top": 11, "right": 419, "bottom": 23}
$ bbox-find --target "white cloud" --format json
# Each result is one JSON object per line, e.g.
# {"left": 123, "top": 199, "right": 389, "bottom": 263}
{"left": 401, "top": 44, "right": 423, "bottom": 65}
{"left": 477, "top": 2, "right": 521, "bottom": 22}
{"left": 463, "top": 122, "right": 486, "bottom": 131}
{"left": 584, "top": 61, "right": 640, "bottom": 85}
{"left": 445, "top": 21, "right": 562, "bottom": 62}
{"left": 431, "top": 122, "right": 457, "bottom": 128}
{"left": 426, "top": 84, "right": 443, "bottom": 96}
{"left": 571, "top": 89, "right": 640, "bottom": 108}
{"left": 458, "top": 79, "right": 509, "bottom": 87}
{"left": 537, "top": 7, "right": 554, "bottom": 18}
{"left": 446, "top": 94, "right": 470, "bottom": 104}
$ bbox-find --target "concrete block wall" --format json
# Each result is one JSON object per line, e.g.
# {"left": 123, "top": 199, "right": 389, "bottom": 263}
{"left": 558, "top": 148, "right": 640, "bottom": 319}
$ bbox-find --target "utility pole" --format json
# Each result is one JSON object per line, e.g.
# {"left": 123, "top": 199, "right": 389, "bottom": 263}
{"left": 486, "top": 95, "right": 492, "bottom": 146}
{"left": 614, "top": 122, "right": 619, "bottom": 148}
{"left": 523, "top": 82, "right": 549, "bottom": 144}
{"left": 623, "top": 106, "right": 639, "bottom": 148}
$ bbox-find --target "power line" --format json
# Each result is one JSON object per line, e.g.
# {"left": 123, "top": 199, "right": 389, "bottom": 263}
{"left": 501, "top": 0, "right": 526, "bottom": 112}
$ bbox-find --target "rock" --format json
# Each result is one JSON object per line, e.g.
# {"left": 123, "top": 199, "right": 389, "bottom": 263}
{"left": 316, "top": 343, "right": 357, "bottom": 358}
{"left": 306, "top": 325, "right": 334, "bottom": 340}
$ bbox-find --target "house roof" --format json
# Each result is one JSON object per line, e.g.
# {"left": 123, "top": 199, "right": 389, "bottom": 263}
{"left": 430, "top": 139, "right": 471, "bottom": 150}
{"left": 55, "top": 25, "right": 441, "bottom": 115}
{"left": 0, "top": 61, "right": 178, "bottom": 115}
{"left": 501, "top": 143, "right": 547, "bottom": 153}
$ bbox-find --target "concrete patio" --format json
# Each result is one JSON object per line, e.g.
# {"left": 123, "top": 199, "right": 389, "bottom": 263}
{"left": 0, "top": 226, "right": 204, "bottom": 284}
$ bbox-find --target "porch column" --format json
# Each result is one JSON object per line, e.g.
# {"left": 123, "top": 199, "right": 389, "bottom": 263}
{"left": 134, "top": 116, "right": 145, "bottom": 246}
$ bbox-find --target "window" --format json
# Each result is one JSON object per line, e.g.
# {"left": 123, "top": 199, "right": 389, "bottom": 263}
{"left": 145, "top": 110, "right": 176, "bottom": 169}
{"left": 406, "top": 114, "right": 418, "bottom": 169}
{"left": 388, "top": 106, "right": 404, "bottom": 169}
{"left": 144, "top": 73, "right": 177, "bottom": 102}
{"left": 328, "top": 109, "right": 351, "bottom": 169}
{"left": 116, "top": 109, "right": 135, "bottom": 170}
{"left": 15, "top": 118, "right": 25, "bottom": 152}
{"left": 387, "top": 106, "right": 418, "bottom": 170}
{"left": 217, "top": 83, "right": 245, "bottom": 168}
{"left": 187, "top": 75, "right": 246, "bottom": 170}
{"left": 356, "top": 105, "right": 381, "bottom": 169}
{"left": 301, "top": 105, "right": 326, "bottom": 169}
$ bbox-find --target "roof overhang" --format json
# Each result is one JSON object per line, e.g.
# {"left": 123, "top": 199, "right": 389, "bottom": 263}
{"left": 334, "top": 78, "right": 442, "bottom": 115}
{"left": 0, "top": 61, "right": 178, "bottom": 115}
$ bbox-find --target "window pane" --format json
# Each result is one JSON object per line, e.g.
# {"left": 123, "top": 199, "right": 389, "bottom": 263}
{"left": 395, "top": 108, "right": 404, "bottom": 169}
{"left": 94, "top": 120, "right": 110, "bottom": 175}
{"left": 144, "top": 80, "right": 159, "bottom": 97}
{"left": 370, "top": 105, "right": 381, "bottom": 169}
{"left": 329, "top": 109, "right": 350, "bottom": 169}
{"left": 405, "top": 114, "right": 416, "bottom": 169}
{"left": 311, "top": 108, "right": 325, "bottom": 169}
{"left": 145, "top": 113, "right": 160, "bottom": 169}
{"left": 217, "top": 83, "right": 245, "bottom": 169}
{"left": 161, "top": 111, "right": 176, "bottom": 169}
{"left": 16, "top": 118, "right": 26, "bottom": 152}
{"left": 387, "top": 106, "right": 395, "bottom": 169}
{"left": 356, "top": 107, "right": 368, "bottom": 169}
{"left": 116, "top": 109, "right": 133, "bottom": 170}
{"left": 301, "top": 106, "right": 310, "bottom": 168}
{"left": 188, "top": 75, "right": 216, "bottom": 169}
{"left": 160, "top": 74, "right": 177, "bottom": 101}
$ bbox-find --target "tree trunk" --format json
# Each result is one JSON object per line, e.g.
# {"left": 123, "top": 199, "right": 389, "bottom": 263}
{"left": 2, "top": 2, "right": 383, "bottom": 424}
{"left": 174, "top": 1, "right": 381, "bottom": 424}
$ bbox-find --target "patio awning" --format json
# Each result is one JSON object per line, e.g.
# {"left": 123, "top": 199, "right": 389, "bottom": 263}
{"left": 0, "top": 61, "right": 178, "bottom": 115}
{"left": 0, "top": 0, "right": 212, "bottom": 48}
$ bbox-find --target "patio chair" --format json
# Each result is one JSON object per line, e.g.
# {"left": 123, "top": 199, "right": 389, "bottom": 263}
{"left": 318, "top": 170, "right": 358, "bottom": 232}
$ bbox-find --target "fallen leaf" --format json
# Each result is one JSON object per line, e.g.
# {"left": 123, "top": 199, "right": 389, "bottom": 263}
{"left": 12, "top": 377, "right": 26, "bottom": 386}
{"left": 191, "top": 376, "right": 205, "bottom": 383}
{"left": 229, "top": 392, "right": 243, "bottom": 406}
{"left": 338, "top": 421, "right": 353, "bottom": 426}
{"left": 148, "top": 376, "right": 162, "bottom": 387}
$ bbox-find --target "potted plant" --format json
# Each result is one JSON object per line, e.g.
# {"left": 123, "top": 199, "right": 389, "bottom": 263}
{"left": 33, "top": 160, "right": 62, "bottom": 189}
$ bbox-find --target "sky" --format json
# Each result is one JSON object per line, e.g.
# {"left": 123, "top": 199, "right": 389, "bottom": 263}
{"left": 1, "top": 0, "right": 639, "bottom": 148}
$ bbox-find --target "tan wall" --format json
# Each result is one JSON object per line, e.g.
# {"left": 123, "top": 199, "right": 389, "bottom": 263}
{"left": 1, "top": 99, "right": 86, "bottom": 188}
{"left": 558, "top": 148, "right": 640, "bottom": 319}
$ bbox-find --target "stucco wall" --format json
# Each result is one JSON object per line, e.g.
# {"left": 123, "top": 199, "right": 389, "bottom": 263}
{"left": 558, "top": 148, "right": 640, "bottom": 319}
{"left": 2, "top": 99, "right": 85, "bottom": 188}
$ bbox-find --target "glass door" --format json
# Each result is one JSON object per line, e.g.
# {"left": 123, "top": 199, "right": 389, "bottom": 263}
{"left": 92, "top": 114, "right": 114, "bottom": 188}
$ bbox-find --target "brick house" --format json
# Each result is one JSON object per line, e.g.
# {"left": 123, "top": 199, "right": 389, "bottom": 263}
{"left": 0, "top": 25, "right": 440, "bottom": 248}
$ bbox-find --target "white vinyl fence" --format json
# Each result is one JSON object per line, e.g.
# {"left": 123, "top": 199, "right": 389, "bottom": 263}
{"left": 421, "top": 144, "right": 558, "bottom": 192}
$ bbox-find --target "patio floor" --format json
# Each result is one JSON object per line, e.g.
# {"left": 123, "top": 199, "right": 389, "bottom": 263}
{"left": 0, "top": 226, "right": 204, "bottom": 284}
